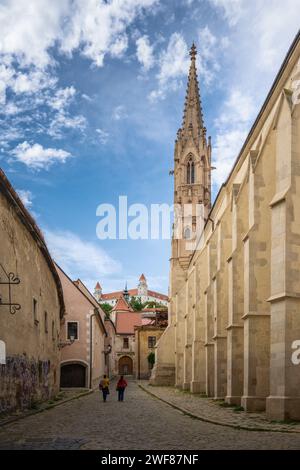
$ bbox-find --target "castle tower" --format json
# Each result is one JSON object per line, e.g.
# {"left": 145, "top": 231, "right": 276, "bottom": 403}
{"left": 94, "top": 282, "right": 102, "bottom": 301}
{"left": 170, "top": 43, "right": 212, "bottom": 293}
{"left": 138, "top": 273, "right": 148, "bottom": 297}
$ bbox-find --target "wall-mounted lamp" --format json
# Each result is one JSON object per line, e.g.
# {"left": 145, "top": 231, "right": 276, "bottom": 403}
{"left": 58, "top": 335, "right": 75, "bottom": 349}
{"left": 104, "top": 344, "right": 112, "bottom": 355}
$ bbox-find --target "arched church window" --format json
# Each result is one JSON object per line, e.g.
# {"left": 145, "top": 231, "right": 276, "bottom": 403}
{"left": 187, "top": 158, "right": 195, "bottom": 184}
{"left": 187, "top": 161, "right": 191, "bottom": 184}
{"left": 191, "top": 161, "right": 195, "bottom": 183}
{"left": 184, "top": 227, "right": 191, "bottom": 240}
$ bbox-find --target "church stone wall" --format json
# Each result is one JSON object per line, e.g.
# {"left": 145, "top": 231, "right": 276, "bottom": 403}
{"left": 152, "top": 36, "right": 300, "bottom": 421}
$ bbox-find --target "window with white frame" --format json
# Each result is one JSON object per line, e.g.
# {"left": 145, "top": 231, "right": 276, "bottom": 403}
{"left": 67, "top": 322, "right": 78, "bottom": 340}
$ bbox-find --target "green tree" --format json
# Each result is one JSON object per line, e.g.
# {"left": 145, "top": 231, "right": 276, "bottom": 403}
{"left": 148, "top": 352, "right": 155, "bottom": 369}
{"left": 143, "top": 300, "right": 167, "bottom": 309}
{"left": 100, "top": 303, "right": 113, "bottom": 319}
{"left": 130, "top": 296, "right": 144, "bottom": 311}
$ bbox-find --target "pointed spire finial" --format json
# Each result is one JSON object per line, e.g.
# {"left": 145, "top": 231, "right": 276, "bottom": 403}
{"left": 190, "top": 42, "right": 197, "bottom": 60}
{"left": 179, "top": 42, "right": 203, "bottom": 138}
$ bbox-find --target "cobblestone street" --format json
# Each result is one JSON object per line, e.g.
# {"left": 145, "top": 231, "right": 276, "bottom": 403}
{"left": 1, "top": 380, "right": 300, "bottom": 450}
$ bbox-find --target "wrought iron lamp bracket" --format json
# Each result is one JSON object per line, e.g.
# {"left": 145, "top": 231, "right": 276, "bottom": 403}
{"left": 0, "top": 263, "right": 21, "bottom": 315}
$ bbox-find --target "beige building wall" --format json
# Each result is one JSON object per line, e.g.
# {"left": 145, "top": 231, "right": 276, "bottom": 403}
{"left": 0, "top": 171, "right": 64, "bottom": 413}
{"left": 115, "top": 334, "right": 135, "bottom": 375}
{"left": 134, "top": 326, "right": 165, "bottom": 379}
{"left": 152, "top": 34, "right": 300, "bottom": 421}
{"left": 58, "top": 268, "right": 106, "bottom": 389}
{"left": 104, "top": 319, "right": 117, "bottom": 377}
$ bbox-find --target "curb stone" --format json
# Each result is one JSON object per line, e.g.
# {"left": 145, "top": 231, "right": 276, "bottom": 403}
{"left": 0, "top": 389, "right": 94, "bottom": 428}
{"left": 138, "top": 384, "right": 300, "bottom": 434}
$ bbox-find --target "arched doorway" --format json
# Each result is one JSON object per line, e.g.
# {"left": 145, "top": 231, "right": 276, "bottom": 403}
{"left": 118, "top": 356, "right": 133, "bottom": 375}
{"left": 60, "top": 362, "right": 87, "bottom": 387}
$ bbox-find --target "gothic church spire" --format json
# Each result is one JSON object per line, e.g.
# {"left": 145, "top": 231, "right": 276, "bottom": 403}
{"left": 181, "top": 43, "right": 204, "bottom": 141}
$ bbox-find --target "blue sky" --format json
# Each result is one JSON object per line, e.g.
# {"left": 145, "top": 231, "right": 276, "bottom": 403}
{"left": 0, "top": 0, "right": 299, "bottom": 294}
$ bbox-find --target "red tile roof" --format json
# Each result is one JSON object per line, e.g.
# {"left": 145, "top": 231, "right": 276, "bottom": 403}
{"left": 139, "top": 273, "right": 146, "bottom": 281}
{"left": 147, "top": 290, "right": 168, "bottom": 301}
{"left": 115, "top": 311, "right": 142, "bottom": 334}
{"left": 112, "top": 295, "right": 133, "bottom": 312}
{"left": 102, "top": 288, "right": 138, "bottom": 300}
{"left": 142, "top": 318, "right": 155, "bottom": 326}
{"left": 95, "top": 282, "right": 101, "bottom": 290}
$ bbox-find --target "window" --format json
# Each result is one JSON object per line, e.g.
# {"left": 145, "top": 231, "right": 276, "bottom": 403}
{"left": 33, "top": 298, "right": 38, "bottom": 324}
{"left": 44, "top": 311, "right": 48, "bottom": 334}
{"left": 184, "top": 227, "right": 191, "bottom": 240}
{"left": 148, "top": 336, "right": 156, "bottom": 348}
{"left": 67, "top": 322, "right": 78, "bottom": 340}
{"left": 123, "top": 337, "right": 129, "bottom": 349}
{"left": 187, "top": 159, "right": 195, "bottom": 184}
{"left": 52, "top": 321, "right": 55, "bottom": 341}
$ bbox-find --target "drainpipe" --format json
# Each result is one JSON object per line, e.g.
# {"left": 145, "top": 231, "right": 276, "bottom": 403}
{"left": 138, "top": 328, "right": 141, "bottom": 380}
{"left": 89, "top": 309, "right": 97, "bottom": 389}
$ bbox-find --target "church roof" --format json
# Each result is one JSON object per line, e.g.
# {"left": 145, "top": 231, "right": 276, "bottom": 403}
{"left": 139, "top": 273, "right": 146, "bottom": 281}
{"left": 95, "top": 281, "right": 101, "bottom": 290}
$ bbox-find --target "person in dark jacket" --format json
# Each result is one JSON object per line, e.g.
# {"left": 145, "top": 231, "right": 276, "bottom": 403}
{"left": 116, "top": 376, "right": 128, "bottom": 401}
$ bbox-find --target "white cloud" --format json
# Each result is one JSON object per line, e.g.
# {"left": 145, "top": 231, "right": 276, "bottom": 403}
{"left": 251, "top": 0, "right": 300, "bottom": 70}
{"left": 49, "top": 86, "right": 76, "bottom": 110}
{"left": 11, "top": 141, "right": 72, "bottom": 170}
{"left": 149, "top": 27, "right": 229, "bottom": 101}
{"left": 149, "top": 32, "right": 189, "bottom": 101}
{"left": 112, "top": 105, "right": 128, "bottom": 121}
{"left": 215, "top": 89, "right": 255, "bottom": 127}
{"left": 0, "top": 0, "right": 159, "bottom": 137}
{"left": 136, "top": 35, "right": 155, "bottom": 71}
{"left": 207, "top": 0, "right": 299, "bottom": 71}
{"left": 208, "top": 0, "right": 244, "bottom": 26}
{"left": 0, "top": 0, "right": 158, "bottom": 69}
{"left": 96, "top": 128, "right": 109, "bottom": 144}
{"left": 49, "top": 111, "right": 87, "bottom": 139}
{"left": 82, "top": 93, "right": 92, "bottom": 102}
{"left": 212, "top": 88, "right": 255, "bottom": 187}
{"left": 17, "top": 189, "right": 34, "bottom": 208}
{"left": 212, "top": 129, "right": 248, "bottom": 187}
{"left": 196, "top": 26, "right": 228, "bottom": 86}
{"left": 44, "top": 229, "right": 122, "bottom": 286}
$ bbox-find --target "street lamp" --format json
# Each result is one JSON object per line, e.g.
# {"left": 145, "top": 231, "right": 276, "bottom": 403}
{"left": 58, "top": 335, "right": 75, "bottom": 349}
{"left": 104, "top": 344, "right": 112, "bottom": 355}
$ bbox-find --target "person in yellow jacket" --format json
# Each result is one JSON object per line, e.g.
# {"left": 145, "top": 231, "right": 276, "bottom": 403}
{"left": 99, "top": 375, "right": 110, "bottom": 402}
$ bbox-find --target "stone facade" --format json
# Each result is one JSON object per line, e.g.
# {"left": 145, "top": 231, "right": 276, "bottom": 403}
{"left": 0, "top": 169, "right": 64, "bottom": 414}
{"left": 151, "top": 34, "right": 300, "bottom": 421}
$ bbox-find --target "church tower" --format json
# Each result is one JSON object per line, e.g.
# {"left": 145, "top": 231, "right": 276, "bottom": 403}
{"left": 170, "top": 43, "right": 212, "bottom": 294}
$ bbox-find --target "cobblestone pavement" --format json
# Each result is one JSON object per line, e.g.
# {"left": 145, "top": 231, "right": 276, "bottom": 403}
{"left": 0, "top": 379, "right": 300, "bottom": 450}
{"left": 140, "top": 383, "right": 300, "bottom": 433}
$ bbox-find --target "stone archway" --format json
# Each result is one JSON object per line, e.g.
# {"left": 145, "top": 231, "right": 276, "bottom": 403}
{"left": 60, "top": 362, "right": 87, "bottom": 387}
{"left": 118, "top": 356, "right": 133, "bottom": 375}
